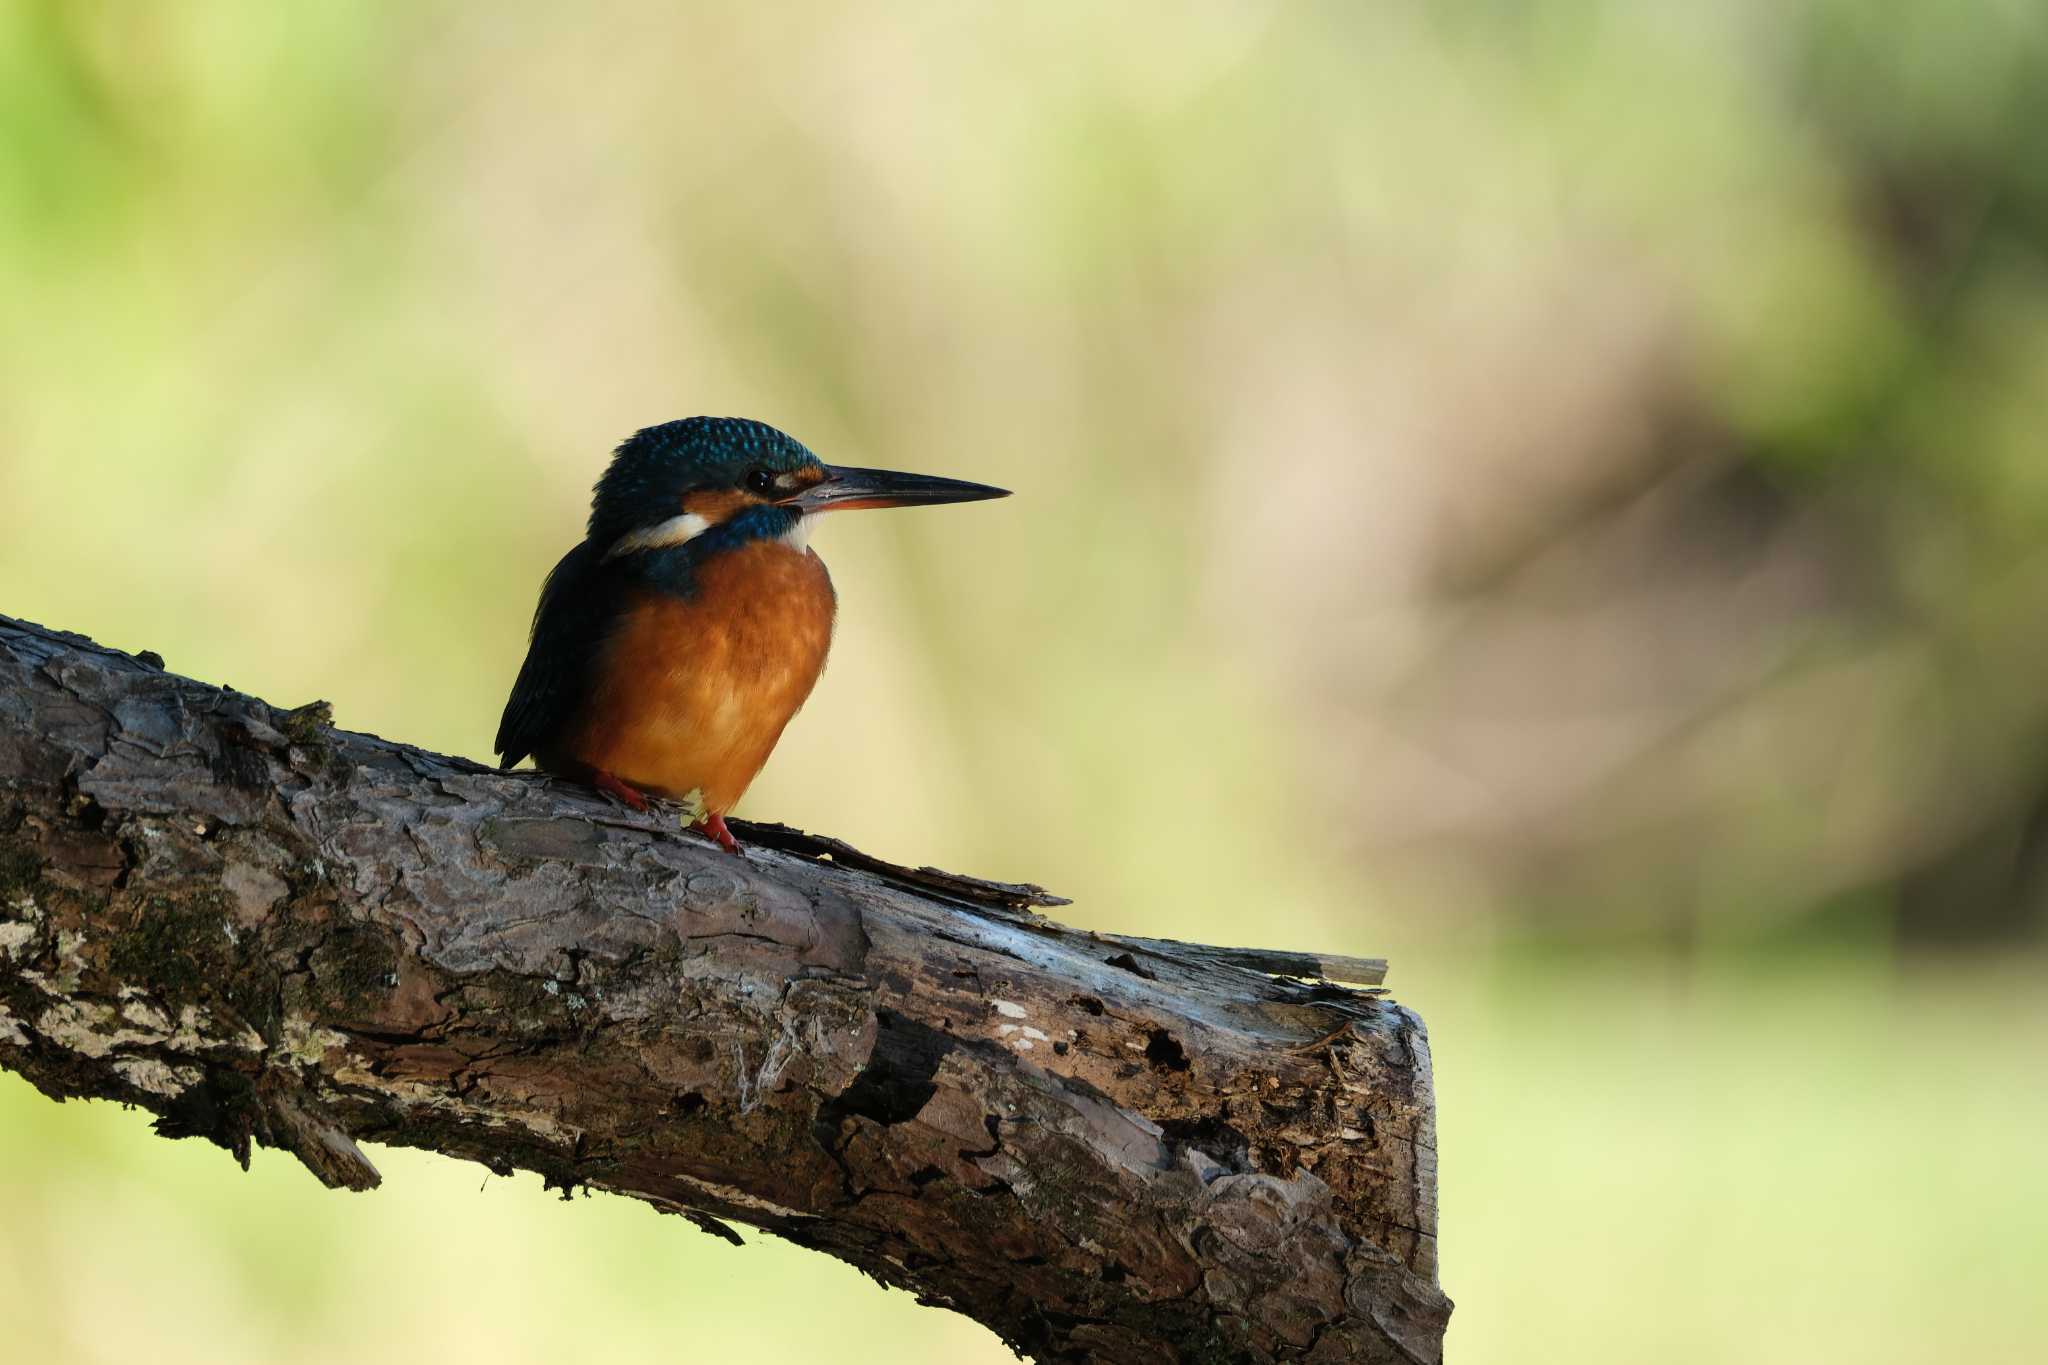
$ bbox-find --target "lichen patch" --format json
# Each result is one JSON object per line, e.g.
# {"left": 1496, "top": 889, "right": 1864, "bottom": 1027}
{"left": 119, "top": 998, "right": 175, "bottom": 1035}
{"left": 114, "top": 1057, "right": 204, "bottom": 1096}
{"left": 33, "top": 999, "right": 165, "bottom": 1058}
{"left": 0, "top": 921, "right": 34, "bottom": 960}
{"left": 279, "top": 1014, "right": 351, "bottom": 1067}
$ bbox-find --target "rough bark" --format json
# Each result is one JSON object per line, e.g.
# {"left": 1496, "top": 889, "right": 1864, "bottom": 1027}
{"left": 0, "top": 613, "right": 1451, "bottom": 1363}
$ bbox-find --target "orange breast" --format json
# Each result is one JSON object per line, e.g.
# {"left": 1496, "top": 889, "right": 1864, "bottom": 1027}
{"left": 560, "top": 541, "right": 836, "bottom": 815}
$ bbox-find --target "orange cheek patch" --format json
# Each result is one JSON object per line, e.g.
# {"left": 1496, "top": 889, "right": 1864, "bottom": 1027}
{"left": 681, "top": 488, "right": 759, "bottom": 524}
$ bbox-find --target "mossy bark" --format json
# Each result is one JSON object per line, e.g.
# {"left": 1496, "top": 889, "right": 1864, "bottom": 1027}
{"left": 0, "top": 614, "right": 1450, "bottom": 1364}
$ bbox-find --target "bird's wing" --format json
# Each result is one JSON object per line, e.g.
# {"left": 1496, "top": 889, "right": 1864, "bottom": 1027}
{"left": 494, "top": 538, "right": 622, "bottom": 770}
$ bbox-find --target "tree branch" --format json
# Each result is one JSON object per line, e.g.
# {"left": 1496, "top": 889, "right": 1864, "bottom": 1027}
{"left": 0, "top": 613, "right": 1450, "bottom": 1363}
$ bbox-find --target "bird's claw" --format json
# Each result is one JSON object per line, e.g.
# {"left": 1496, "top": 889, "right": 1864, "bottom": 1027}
{"left": 692, "top": 811, "right": 742, "bottom": 856}
{"left": 592, "top": 769, "right": 651, "bottom": 812}
{"left": 591, "top": 772, "right": 738, "bottom": 856}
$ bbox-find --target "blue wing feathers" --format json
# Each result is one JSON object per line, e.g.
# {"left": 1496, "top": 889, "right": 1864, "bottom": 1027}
{"left": 494, "top": 539, "right": 621, "bottom": 769}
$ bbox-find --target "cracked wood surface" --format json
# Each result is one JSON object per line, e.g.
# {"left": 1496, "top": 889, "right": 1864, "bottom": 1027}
{"left": 0, "top": 613, "right": 1451, "bottom": 1364}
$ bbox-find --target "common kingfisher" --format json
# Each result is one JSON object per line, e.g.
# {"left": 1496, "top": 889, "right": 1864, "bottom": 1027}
{"left": 495, "top": 417, "right": 1008, "bottom": 854}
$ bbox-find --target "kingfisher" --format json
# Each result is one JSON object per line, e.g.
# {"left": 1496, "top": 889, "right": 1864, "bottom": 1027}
{"left": 495, "top": 417, "right": 1008, "bottom": 854}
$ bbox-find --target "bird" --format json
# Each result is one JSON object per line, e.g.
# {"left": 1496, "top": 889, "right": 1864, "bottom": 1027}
{"left": 495, "top": 417, "right": 1008, "bottom": 855}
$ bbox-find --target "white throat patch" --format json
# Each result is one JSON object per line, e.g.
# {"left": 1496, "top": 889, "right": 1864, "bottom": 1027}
{"left": 606, "top": 511, "right": 815, "bottom": 560}
{"left": 605, "top": 512, "right": 710, "bottom": 560}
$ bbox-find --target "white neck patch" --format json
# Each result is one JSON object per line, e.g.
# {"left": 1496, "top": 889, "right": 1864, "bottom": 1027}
{"left": 604, "top": 512, "right": 710, "bottom": 560}
{"left": 606, "top": 510, "right": 815, "bottom": 560}
{"left": 781, "top": 514, "right": 815, "bottom": 554}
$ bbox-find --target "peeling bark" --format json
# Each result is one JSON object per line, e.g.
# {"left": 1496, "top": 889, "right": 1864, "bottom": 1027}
{"left": 0, "top": 614, "right": 1451, "bottom": 1363}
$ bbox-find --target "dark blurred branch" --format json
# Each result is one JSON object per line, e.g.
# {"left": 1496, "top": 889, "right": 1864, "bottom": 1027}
{"left": 0, "top": 614, "right": 1448, "bottom": 1365}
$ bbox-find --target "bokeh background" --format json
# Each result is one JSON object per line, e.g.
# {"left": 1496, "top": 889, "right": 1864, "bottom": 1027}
{"left": 4, "top": 2, "right": 2047, "bottom": 1361}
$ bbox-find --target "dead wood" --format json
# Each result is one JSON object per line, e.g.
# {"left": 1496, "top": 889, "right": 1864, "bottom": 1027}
{"left": 0, "top": 613, "right": 1450, "bottom": 1363}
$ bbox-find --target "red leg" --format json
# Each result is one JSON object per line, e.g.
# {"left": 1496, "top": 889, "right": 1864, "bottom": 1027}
{"left": 592, "top": 769, "right": 650, "bottom": 812}
{"left": 695, "top": 810, "right": 741, "bottom": 856}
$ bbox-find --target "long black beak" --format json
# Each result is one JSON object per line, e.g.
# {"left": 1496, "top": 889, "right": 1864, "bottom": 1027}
{"left": 790, "top": 465, "right": 1010, "bottom": 513}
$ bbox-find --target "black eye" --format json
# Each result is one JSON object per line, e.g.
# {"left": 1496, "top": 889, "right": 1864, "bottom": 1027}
{"left": 744, "top": 468, "right": 778, "bottom": 496}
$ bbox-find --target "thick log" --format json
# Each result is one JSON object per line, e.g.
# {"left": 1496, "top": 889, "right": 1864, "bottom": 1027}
{"left": 0, "top": 614, "right": 1450, "bottom": 1363}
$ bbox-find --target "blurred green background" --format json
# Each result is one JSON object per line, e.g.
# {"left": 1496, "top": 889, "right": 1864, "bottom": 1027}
{"left": 4, "top": 2, "right": 2046, "bottom": 1361}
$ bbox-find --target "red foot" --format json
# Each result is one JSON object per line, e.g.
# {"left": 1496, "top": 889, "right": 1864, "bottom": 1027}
{"left": 695, "top": 811, "right": 741, "bottom": 856}
{"left": 592, "top": 769, "right": 650, "bottom": 812}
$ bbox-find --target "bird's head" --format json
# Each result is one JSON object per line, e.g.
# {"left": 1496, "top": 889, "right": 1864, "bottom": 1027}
{"left": 590, "top": 417, "right": 1007, "bottom": 558}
